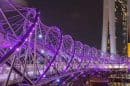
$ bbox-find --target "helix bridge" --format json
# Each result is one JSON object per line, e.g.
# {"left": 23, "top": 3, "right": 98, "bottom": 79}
{"left": 0, "top": 2, "right": 130, "bottom": 86}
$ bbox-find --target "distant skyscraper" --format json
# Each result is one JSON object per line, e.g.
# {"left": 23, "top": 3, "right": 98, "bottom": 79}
{"left": 101, "top": 0, "right": 128, "bottom": 56}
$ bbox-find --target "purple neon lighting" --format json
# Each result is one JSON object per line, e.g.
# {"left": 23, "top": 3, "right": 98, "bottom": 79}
{"left": 0, "top": 9, "right": 39, "bottom": 64}
{"left": 0, "top": 5, "right": 129, "bottom": 86}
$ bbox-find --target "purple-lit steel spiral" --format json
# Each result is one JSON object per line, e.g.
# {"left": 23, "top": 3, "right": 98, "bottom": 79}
{"left": 0, "top": 5, "right": 129, "bottom": 85}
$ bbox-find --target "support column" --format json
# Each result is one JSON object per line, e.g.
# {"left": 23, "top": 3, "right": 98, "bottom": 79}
{"left": 101, "top": 0, "right": 109, "bottom": 54}
{"left": 109, "top": 0, "right": 116, "bottom": 55}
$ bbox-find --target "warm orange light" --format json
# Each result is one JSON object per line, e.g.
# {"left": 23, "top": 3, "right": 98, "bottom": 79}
{"left": 128, "top": 43, "right": 130, "bottom": 57}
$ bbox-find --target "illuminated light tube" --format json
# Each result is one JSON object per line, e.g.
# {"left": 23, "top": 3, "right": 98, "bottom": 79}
{"left": 128, "top": 43, "right": 130, "bottom": 57}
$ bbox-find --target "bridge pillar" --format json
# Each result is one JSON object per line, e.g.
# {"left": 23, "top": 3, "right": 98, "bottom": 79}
{"left": 101, "top": 0, "right": 116, "bottom": 56}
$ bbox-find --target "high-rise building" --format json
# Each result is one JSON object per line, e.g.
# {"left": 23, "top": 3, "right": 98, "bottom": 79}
{"left": 101, "top": 0, "right": 128, "bottom": 56}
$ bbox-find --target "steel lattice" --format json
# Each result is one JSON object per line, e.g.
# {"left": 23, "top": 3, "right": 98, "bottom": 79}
{"left": 0, "top": 2, "right": 129, "bottom": 86}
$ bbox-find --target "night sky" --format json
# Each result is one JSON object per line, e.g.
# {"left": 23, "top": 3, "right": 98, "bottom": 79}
{"left": 27, "top": 0, "right": 103, "bottom": 49}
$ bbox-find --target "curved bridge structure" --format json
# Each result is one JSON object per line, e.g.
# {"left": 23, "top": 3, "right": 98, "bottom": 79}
{"left": 0, "top": 3, "right": 130, "bottom": 86}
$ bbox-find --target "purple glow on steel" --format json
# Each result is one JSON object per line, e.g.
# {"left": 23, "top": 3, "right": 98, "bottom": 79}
{"left": 16, "top": 48, "right": 20, "bottom": 51}
{"left": 56, "top": 78, "right": 60, "bottom": 82}
{"left": 25, "top": 38, "right": 28, "bottom": 42}
{"left": 0, "top": 8, "right": 39, "bottom": 85}
{"left": 43, "top": 75, "right": 46, "bottom": 78}
{"left": 35, "top": 27, "right": 62, "bottom": 84}
{"left": 9, "top": 46, "right": 12, "bottom": 49}
{"left": 61, "top": 35, "right": 74, "bottom": 56}
{"left": 0, "top": 9, "right": 39, "bottom": 64}
{"left": 0, "top": 4, "right": 129, "bottom": 85}
{"left": 40, "top": 49, "right": 45, "bottom": 54}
